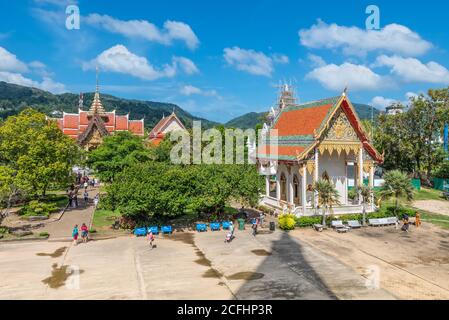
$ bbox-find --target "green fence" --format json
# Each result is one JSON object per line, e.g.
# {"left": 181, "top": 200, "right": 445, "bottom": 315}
{"left": 411, "top": 178, "right": 421, "bottom": 191}
{"left": 433, "top": 177, "right": 449, "bottom": 191}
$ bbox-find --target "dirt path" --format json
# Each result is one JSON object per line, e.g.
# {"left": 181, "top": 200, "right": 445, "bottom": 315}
{"left": 290, "top": 223, "right": 449, "bottom": 299}
{"left": 34, "top": 186, "right": 98, "bottom": 239}
{"left": 413, "top": 200, "right": 449, "bottom": 216}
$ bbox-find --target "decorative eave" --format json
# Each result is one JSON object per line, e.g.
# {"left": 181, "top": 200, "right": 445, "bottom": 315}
{"left": 77, "top": 114, "right": 110, "bottom": 146}
{"left": 294, "top": 95, "right": 383, "bottom": 164}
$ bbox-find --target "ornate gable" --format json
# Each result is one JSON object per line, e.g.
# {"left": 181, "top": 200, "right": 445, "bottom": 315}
{"left": 324, "top": 110, "right": 359, "bottom": 142}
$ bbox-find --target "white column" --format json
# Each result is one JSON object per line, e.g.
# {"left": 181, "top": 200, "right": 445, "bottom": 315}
{"left": 288, "top": 168, "right": 294, "bottom": 205}
{"left": 358, "top": 146, "right": 364, "bottom": 205}
{"left": 265, "top": 174, "right": 270, "bottom": 197}
{"left": 314, "top": 148, "right": 319, "bottom": 208}
{"left": 276, "top": 172, "right": 281, "bottom": 201}
{"left": 302, "top": 165, "right": 307, "bottom": 214}
{"left": 369, "top": 164, "right": 375, "bottom": 211}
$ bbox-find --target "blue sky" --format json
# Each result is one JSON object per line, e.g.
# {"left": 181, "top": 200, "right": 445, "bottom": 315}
{"left": 0, "top": 0, "right": 448, "bottom": 122}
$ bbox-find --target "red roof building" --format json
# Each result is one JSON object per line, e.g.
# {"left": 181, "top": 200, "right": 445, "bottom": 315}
{"left": 148, "top": 111, "right": 187, "bottom": 146}
{"left": 257, "top": 86, "right": 383, "bottom": 216}
{"left": 51, "top": 84, "right": 144, "bottom": 150}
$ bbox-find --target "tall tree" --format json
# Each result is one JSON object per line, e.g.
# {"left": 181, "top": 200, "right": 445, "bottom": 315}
{"left": 0, "top": 108, "right": 80, "bottom": 197}
{"left": 87, "top": 131, "right": 151, "bottom": 183}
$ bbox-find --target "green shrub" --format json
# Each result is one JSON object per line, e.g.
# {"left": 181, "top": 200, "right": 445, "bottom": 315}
{"left": 0, "top": 226, "right": 9, "bottom": 234}
{"left": 19, "top": 200, "right": 58, "bottom": 217}
{"left": 89, "top": 228, "right": 97, "bottom": 233}
{"left": 39, "top": 232, "right": 49, "bottom": 237}
{"left": 278, "top": 214, "right": 297, "bottom": 230}
{"left": 379, "top": 205, "right": 416, "bottom": 217}
{"left": 348, "top": 188, "right": 357, "bottom": 200}
{"left": 257, "top": 205, "right": 271, "bottom": 214}
{"left": 295, "top": 215, "right": 322, "bottom": 227}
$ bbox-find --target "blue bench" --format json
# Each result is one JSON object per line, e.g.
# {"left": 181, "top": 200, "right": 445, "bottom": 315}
{"left": 210, "top": 222, "right": 220, "bottom": 231}
{"left": 147, "top": 226, "right": 159, "bottom": 235}
{"left": 222, "top": 221, "right": 231, "bottom": 230}
{"left": 196, "top": 223, "right": 207, "bottom": 232}
{"left": 161, "top": 225, "right": 173, "bottom": 234}
{"left": 134, "top": 227, "right": 147, "bottom": 236}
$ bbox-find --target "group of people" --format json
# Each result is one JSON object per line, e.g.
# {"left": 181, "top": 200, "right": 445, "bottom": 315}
{"left": 400, "top": 211, "right": 421, "bottom": 233}
{"left": 72, "top": 223, "right": 89, "bottom": 245}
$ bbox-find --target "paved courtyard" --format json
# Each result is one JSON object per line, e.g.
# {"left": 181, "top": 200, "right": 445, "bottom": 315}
{"left": 0, "top": 227, "right": 395, "bottom": 300}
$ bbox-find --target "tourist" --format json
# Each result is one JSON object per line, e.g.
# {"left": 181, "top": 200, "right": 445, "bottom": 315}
{"left": 401, "top": 214, "right": 410, "bottom": 233}
{"left": 80, "top": 223, "right": 89, "bottom": 243}
{"left": 74, "top": 188, "right": 79, "bottom": 208}
{"left": 84, "top": 180, "right": 88, "bottom": 190}
{"left": 147, "top": 230, "right": 155, "bottom": 249}
{"left": 72, "top": 224, "right": 79, "bottom": 245}
{"left": 252, "top": 219, "right": 258, "bottom": 236}
{"left": 94, "top": 194, "right": 99, "bottom": 208}
{"left": 83, "top": 190, "right": 89, "bottom": 204}
{"left": 229, "top": 221, "right": 234, "bottom": 239}
{"left": 259, "top": 212, "right": 265, "bottom": 227}
{"left": 415, "top": 211, "right": 421, "bottom": 227}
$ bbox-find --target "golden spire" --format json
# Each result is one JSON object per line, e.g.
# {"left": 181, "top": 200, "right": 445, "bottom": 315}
{"left": 89, "top": 66, "right": 106, "bottom": 115}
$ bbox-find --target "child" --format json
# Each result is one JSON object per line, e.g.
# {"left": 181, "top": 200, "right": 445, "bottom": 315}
{"left": 80, "top": 223, "right": 89, "bottom": 243}
{"left": 72, "top": 225, "right": 79, "bottom": 245}
{"left": 83, "top": 190, "right": 89, "bottom": 204}
{"left": 93, "top": 194, "right": 99, "bottom": 208}
{"left": 415, "top": 211, "right": 421, "bottom": 227}
{"left": 147, "top": 231, "right": 155, "bottom": 249}
{"left": 225, "top": 232, "right": 232, "bottom": 243}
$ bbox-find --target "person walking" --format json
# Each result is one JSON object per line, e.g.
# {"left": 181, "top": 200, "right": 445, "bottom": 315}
{"left": 93, "top": 194, "right": 99, "bottom": 208}
{"left": 401, "top": 214, "right": 410, "bottom": 233}
{"left": 74, "top": 187, "right": 79, "bottom": 208}
{"left": 80, "top": 223, "right": 89, "bottom": 243}
{"left": 252, "top": 219, "right": 258, "bottom": 236}
{"left": 72, "top": 225, "right": 79, "bottom": 245}
{"left": 229, "top": 221, "right": 235, "bottom": 240}
{"left": 83, "top": 190, "right": 89, "bottom": 205}
{"left": 147, "top": 231, "right": 155, "bottom": 249}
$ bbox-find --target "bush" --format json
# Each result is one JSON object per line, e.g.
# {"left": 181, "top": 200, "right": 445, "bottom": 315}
{"left": 89, "top": 228, "right": 97, "bottom": 233}
{"left": 379, "top": 205, "right": 416, "bottom": 217}
{"left": 39, "top": 232, "right": 49, "bottom": 237}
{"left": 0, "top": 226, "right": 9, "bottom": 234}
{"left": 257, "top": 205, "right": 272, "bottom": 214}
{"left": 295, "top": 216, "right": 322, "bottom": 227}
{"left": 19, "top": 200, "right": 58, "bottom": 217}
{"left": 348, "top": 188, "right": 357, "bottom": 200}
{"left": 278, "top": 214, "right": 296, "bottom": 230}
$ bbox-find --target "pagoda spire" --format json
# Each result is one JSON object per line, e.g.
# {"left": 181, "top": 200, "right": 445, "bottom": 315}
{"left": 89, "top": 66, "right": 106, "bottom": 115}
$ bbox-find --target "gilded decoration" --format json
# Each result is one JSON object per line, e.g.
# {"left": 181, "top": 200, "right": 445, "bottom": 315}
{"left": 318, "top": 111, "right": 362, "bottom": 156}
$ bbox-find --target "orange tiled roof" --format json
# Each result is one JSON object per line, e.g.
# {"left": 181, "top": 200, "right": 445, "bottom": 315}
{"left": 257, "top": 95, "right": 383, "bottom": 163}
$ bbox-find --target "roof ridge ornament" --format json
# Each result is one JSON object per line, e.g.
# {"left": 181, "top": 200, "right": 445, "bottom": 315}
{"left": 342, "top": 85, "right": 348, "bottom": 97}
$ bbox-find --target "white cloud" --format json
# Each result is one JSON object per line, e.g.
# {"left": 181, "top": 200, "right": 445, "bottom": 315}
{"left": 0, "top": 47, "right": 65, "bottom": 93}
{"left": 272, "top": 53, "right": 289, "bottom": 64}
{"left": 0, "top": 71, "right": 65, "bottom": 93}
{"left": 83, "top": 45, "right": 176, "bottom": 80}
{"left": 180, "top": 85, "right": 218, "bottom": 97}
{"left": 223, "top": 47, "right": 274, "bottom": 76}
{"left": 374, "top": 55, "right": 449, "bottom": 84}
{"left": 83, "top": 45, "right": 198, "bottom": 80}
{"left": 172, "top": 56, "right": 199, "bottom": 75}
{"left": 299, "top": 20, "right": 432, "bottom": 57}
{"left": 307, "top": 53, "right": 326, "bottom": 68}
{"left": 0, "top": 47, "right": 28, "bottom": 73}
{"left": 370, "top": 92, "right": 420, "bottom": 110}
{"left": 370, "top": 96, "right": 397, "bottom": 110}
{"left": 84, "top": 14, "right": 199, "bottom": 50}
{"left": 306, "top": 62, "right": 384, "bottom": 91}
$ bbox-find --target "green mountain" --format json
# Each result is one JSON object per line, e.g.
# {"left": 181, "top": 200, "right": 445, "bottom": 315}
{"left": 0, "top": 81, "right": 219, "bottom": 129}
{"left": 224, "top": 103, "right": 382, "bottom": 129}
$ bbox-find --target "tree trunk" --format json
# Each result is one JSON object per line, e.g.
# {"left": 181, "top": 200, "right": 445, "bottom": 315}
{"left": 322, "top": 205, "right": 327, "bottom": 226}
{"left": 362, "top": 201, "right": 367, "bottom": 226}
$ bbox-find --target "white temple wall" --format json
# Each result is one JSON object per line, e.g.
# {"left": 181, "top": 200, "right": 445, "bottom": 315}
{"left": 318, "top": 152, "right": 347, "bottom": 205}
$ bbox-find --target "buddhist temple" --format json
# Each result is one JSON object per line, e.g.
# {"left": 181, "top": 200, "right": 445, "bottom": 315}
{"left": 257, "top": 85, "right": 383, "bottom": 215}
{"left": 51, "top": 76, "right": 144, "bottom": 150}
{"left": 148, "top": 111, "right": 187, "bottom": 146}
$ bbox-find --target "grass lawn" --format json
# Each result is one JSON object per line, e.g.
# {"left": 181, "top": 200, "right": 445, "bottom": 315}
{"left": 412, "top": 187, "right": 444, "bottom": 201}
{"left": 92, "top": 209, "right": 121, "bottom": 229}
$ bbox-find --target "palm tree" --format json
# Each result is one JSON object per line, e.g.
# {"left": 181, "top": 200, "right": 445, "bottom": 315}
{"left": 379, "top": 170, "right": 414, "bottom": 216}
{"left": 358, "top": 185, "right": 373, "bottom": 226}
{"left": 314, "top": 179, "right": 341, "bottom": 225}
